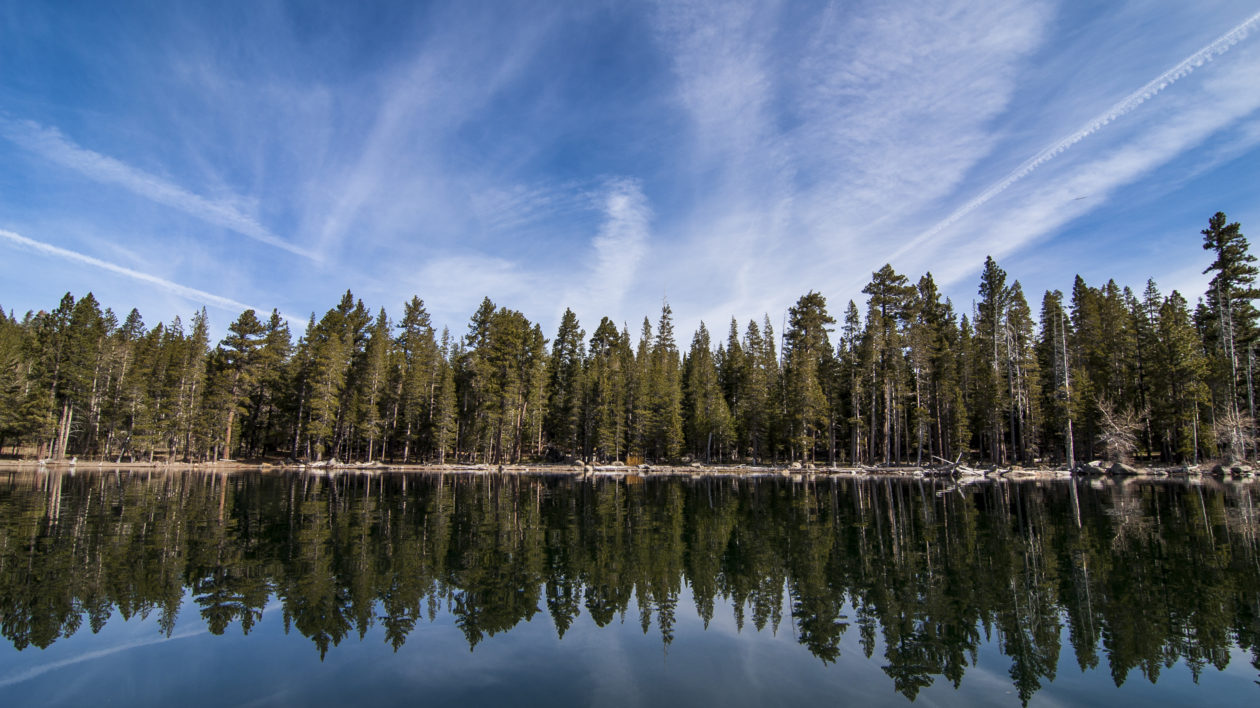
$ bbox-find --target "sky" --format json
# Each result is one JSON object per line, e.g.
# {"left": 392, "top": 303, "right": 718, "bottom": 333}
{"left": 2, "top": 0, "right": 1259, "bottom": 343}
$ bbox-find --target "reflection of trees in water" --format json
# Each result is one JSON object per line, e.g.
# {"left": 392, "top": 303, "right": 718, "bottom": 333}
{"left": 1, "top": 470, "right": 1257, "bottom": 702}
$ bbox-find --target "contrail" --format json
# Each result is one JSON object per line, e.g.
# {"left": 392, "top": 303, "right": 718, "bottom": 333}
{"left": 0, "top": 118, "right": 318, "bottom": 260}
{"left": 0, "top": 627, "right": 205, "bottom": 688}
{"left": 0, "top": 228, "right": 299, "bottom": 323}
{"left": 888, "top": 9, "right": 1260, "bottom": 263}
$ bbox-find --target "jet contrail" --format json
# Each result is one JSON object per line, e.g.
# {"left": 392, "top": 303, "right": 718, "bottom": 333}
{"left": 0, "top": 627, "right": 205, "bottom": 688}
{"left": 0, "top": 118, "right": 317, "bottom": 260}
{"left": 0, "top": 228, "right": 298, "bottom": 322}
{"left": 888, "top": 9, "right": 1260, "bottom": 263}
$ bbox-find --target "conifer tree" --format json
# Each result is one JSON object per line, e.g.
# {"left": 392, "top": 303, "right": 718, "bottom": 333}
{"left": 1153, "top": 291, "right": 1209, "bottom": 461}
{"left": 974, "top": 257, "right": 1011, "bottom": 463}
{"left": 1036, "top": 291, "right": 1074, "bottom": 464}
{"left": 546, "top": 308, "right": 585, "bottom": 458}
{"left": 783, "top": 292, "right": 835, "bottom": 463}
{"left": 585, "top": 317, "right": 629, "bottom": 461}
{"left": 837, "top": 302, "right": 865, "bottom": 464}
{"left": 1201, "top": 212, "right": 1258, "bottom": 456}
{"left": 629, "top": 317, "right": 653, "bottom": 459}
{"left": 217, "top": 309, "right": 266, "bottom": 459}
{"left": 862, "top": 266, "right": 912, "bottom": 463}
{"left": 682, "top": 322, "right": 732, "bottom": 462}
{"left": 1006, "top": 283, "right": 1041, "bottom": 462}
{"left": 648, "top": 303, "right": 684, "bottom": 461}
{"left": 433, "top": 328, "right": 458, "bottom": 463}
{"left": 356, "top": 308, "right": 390, "bottom": 461}
{"left": 393, "top": 297, "right": 438, "bottom": 462}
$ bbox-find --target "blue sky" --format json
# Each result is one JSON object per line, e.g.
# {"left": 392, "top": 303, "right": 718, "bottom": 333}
{"left": 2, "top": 0, "right": 1259, "bottom": 340}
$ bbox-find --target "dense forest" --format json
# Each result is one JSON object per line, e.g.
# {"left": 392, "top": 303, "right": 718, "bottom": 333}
{"left": 0, "top": 212, "right": 1255, "bottom": 467}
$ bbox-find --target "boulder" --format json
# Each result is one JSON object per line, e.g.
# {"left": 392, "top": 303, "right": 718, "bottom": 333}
{"left": 789, "top": 461, "right": 802, "bottom": 470}
{"left": 1109, "top": 462, "right": 1142, "bottom": 475}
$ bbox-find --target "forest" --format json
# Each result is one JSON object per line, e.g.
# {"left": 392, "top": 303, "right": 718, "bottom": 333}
{"left": 0, "top": 211, "right": 1255, "bottom": 467}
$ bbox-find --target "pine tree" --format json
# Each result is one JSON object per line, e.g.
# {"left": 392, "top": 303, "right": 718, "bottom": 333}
{"left": 217, "top": 309, "right": 266, "bottom": 459}
{"left": 719, "top": 319, "right": 747, "bottom": 457}
{"left": 629, "top": 317, "right": 653, "bottom": 459}
{"left": 1036, "top": 291, "right": 1073, "bottom": 464}
{"left": 974, "top": 257, "right": 1012, "bottom": 463}
{"left": 1201, "top": 212, "right": 1258, "bottom": 457}
{"left": 783, "top": 292, "right": 835, "bottom": 463}
{"left": 586, "top": 317, "right": 630, "bottom": 461}
{"left": 648, "top": 303, "right": 684, "bottom": 461}
{"left": 1006, "top": 283, "right": 1041, "bottom": 463}
{"left": 176, "top": 308, "right": 210, "bottom": 460}
{"left": 862, "top": 266, "right": 913, "bottom": 463}
{"left": 837, "top": 302, "right": 865, "bottom": 464}
{"left": 394, "top": 297, "right": 439, "bottom": 462}
{"left": 433, "top": 328, "right": 458, "bottom": 463}
{"left": 545, "top": 308, "right": 585, "bottom": 458}
{"left": 682, "top": 322, "right": 732, "bottom": 462}
{"left": 356, "top": 308, "right": 390, "bottom": 461}
{"left": 1154, "top": 291, "right": 1209, "bottom": 462}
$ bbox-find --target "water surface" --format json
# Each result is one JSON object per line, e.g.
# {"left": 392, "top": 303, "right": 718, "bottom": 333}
{"left": 1, "top": 469, "right": 1257, "bottom": 706}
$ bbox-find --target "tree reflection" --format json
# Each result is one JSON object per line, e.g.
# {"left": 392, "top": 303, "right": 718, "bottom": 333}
{"left": 1, "top": 469, "right": 1257, "bottom": 702}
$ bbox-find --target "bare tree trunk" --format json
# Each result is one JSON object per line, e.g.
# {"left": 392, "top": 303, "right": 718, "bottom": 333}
{"left": 223, "top": 409, "right": 235, "bottom": 461}
{"left": 1060, "top": 310, "right": 1075, "bottom": 469}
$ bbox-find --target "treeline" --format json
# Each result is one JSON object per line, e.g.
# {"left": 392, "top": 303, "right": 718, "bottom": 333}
{"left": 0, "top": 212, "right": 1255, "bottom": 466}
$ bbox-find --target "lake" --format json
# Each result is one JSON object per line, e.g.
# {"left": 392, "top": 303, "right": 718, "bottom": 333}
{"left": 0, "top": 469, "right": 1257, "bottom": 706}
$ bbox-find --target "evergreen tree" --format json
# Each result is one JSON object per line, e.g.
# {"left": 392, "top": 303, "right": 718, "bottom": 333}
{"left": 783, "top": 292, "right": 835, "bottom": 463}
{"left": 217, "top": 309, "right": 266, "bottom": 459}
{"left": 1154, "top": 291, "right": 1209, "bottom": 462}
{"left": 394, "top": 297, "right": 439, "bottom": 462}
{"left": 974, "top": 257, "right": 1011, "bottom": 463}
{"left": 862, "top": 266, "right": 913, "bottom": 463}
{"left": 585, "top": 317, "right": 630, "bottom": 461}
{"left": 837, "top": 302, "right": 866, "bottom": 464}
{"left": 1201, "top": 212, "right": 1258, "bottom": 455}
{"left": 647, "top": 303, "right": 684, "bottom": 461}
{"left": 546, "top": 308, "right": 585, "bottom": 458}
{"left": 433, "top": 329, "right": 458, "bottom": 464}
{"left": 682, "top": 322, "right": 732, "bottom": 462}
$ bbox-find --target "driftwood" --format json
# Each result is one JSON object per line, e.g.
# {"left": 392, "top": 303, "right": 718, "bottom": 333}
{"left": 929, "top": 454, "right": 985, "bottom": 477}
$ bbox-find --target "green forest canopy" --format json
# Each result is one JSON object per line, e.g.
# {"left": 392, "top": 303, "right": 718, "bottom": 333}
{"left": 0, "top": 212, "right": 1255, "bottom": 467}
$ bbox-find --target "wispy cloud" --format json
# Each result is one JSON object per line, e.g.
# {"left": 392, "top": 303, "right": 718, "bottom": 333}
{"left": 643, "top": 0, "right": 1049, "bottom": 332}
{"left": 470, "top": 178, "right": 597, "bottom": 236}
{"left": 0, "top": 118, "right": 315, "bottom": 259}
{"left": 887, "top": 8, "right": 1260, "bottom": 264}
{"left": 570, "top": 178, "right": 651, "bottom": 322}
{"left": 308, "top": 8, "right": 559, "bottom": 257}
{"left": 917, "top": 50, "right": 1260, "bottom": 291}
{"left": 0, "top": 228, "right": 297, "bottom": 321}
{"left": 3, "top": 1, "right": 1259, "bottom": 337}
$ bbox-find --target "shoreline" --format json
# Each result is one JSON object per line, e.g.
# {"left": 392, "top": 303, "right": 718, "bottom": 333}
{"left": 0, "top": 458, "right": 1254, "bottom": 483}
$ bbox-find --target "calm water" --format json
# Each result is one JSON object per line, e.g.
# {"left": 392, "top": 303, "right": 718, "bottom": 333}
{"left": 0, "top": 469, "right": 1257, "bottom": 706}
